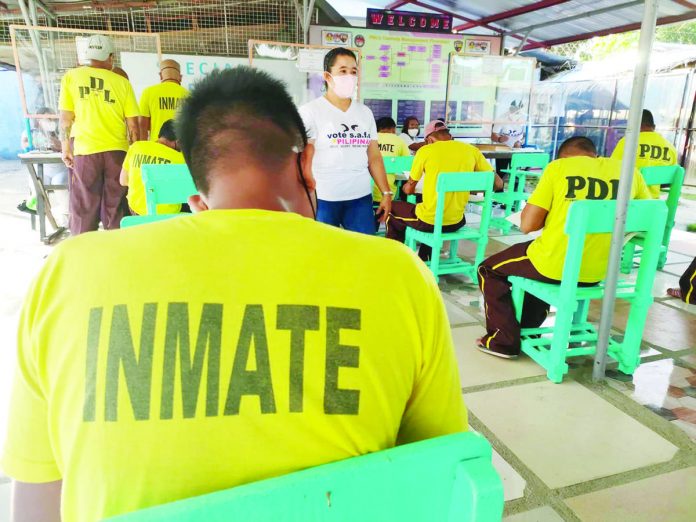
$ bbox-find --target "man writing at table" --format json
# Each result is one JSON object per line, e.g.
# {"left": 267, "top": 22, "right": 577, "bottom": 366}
{"left": 386, "top": 120, "right": 502, "bottom": 261}
{"left": 476, "top": 136, "right": 652, "bottom": 359}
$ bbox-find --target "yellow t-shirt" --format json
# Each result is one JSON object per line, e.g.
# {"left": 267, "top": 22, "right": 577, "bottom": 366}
{"left": 59, "top": 66, "right": 139, "bottom": 155}
{"left": 411, "top": 140, "right": 493, "bottom": 225}
{"left": 139, "top": 82, "right": 189, "bottom": 140}
{"left": 122, "top": 141, "right": 186, "bottom": 215}
{"left": 527, "top": 156, "right": 652, "bottom": 282}
{"left": 1, "top": 210, "right": 467, "bottom": 522}
{"left": 610, "top": 131, "right": 677, "bottom": 198}
{"left": 374, "top": 132, "right": 410, "bottom": 202}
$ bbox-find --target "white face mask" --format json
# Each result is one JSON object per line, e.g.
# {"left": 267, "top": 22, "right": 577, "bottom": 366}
{"left": 407, "top": 128, "right": 419, "bottom": 138}
{"left": 328, "top": 73, "right": 357, "bottom": 99}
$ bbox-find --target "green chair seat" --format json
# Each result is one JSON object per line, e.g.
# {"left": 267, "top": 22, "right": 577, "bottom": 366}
{"left": 120, "top": 213, "right": 187, "bottom": 228}
{"left": 405, "top": 172, "right": 495, "bottom": 283}
{"left": 142, "top": 164, "right": 198, "bottom": 215}
{"left": 107, "top": 432, "right": 504, "bottom": 522}
{"left": 510, "top": 199, "right": 667, "bottom": 383}
{"left": 621, "top": 165, "right": 685, "bottom": 273}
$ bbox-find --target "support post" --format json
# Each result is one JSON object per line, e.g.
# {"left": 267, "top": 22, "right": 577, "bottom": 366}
{"left": 593, "top": 0, "right": 658, "bottom": 382}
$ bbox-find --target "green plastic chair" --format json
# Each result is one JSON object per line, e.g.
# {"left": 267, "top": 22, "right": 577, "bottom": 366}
{"left": 509, "top": 199, "right": 667, "bottom": 383}
{"left": 405, "top": 172, "right": 494, "bottom": 283}
{"left": 107, "top": 432, "right": 503, "bottom": 522}
{"left": 120, "top": 213, "right": 187, "bottom": 228}
{"left": 620, "top": 165, "right": 685, "bottom": 273}
{"left": 142, "top": 164, "right": 198, "bottom": 215}
{"left": 491, "top": 152, "right": 550, "bottom": 231}
{"left": 383, "top": 155, "right": 414, "bottom": 200}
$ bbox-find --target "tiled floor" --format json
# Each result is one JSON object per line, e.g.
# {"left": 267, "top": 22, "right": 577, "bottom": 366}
{"left": 1, "top": 161, "right": 696, "bottom": 521}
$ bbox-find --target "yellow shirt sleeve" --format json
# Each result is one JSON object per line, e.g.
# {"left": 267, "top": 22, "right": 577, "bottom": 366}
{"left": 124, "top": 83, "right": 140, "bottom": 118}
{"left": 410, "top": 147, "right": 427, "bottom": 181}
{"left": 610, "top": 138, "right": 625, "bottom": 160}
{"left": 474, "top": 148, "right": 493, "bottom": 171}
{"left": 632, "top": 169, "right": 653, "bottom": 200}
{"left": 138, "top": 87, "right": 151, "bottom": 117}
{"left": 58, "top": 73, "right": 74, "bottom": 112}
{"left": 0, "top": 258, "right": 62, "bottom": 483}
{"left": 397, "top": 136, "right": 410, "bottom": 157}
{"left": 527, "top": 162, "right": 556, "bottom": 210}
{"left": 396, "top": 262, "right": 468, "bottom": 444}
{"left": 122, "top": 145, "right": 133, "bottom": 174}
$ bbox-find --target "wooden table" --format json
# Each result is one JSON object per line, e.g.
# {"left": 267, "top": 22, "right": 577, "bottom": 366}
{"left": 18, "top": 152, "right": 68, "bottom": 244}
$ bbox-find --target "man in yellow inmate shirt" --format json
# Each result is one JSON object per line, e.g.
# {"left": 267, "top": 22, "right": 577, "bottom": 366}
{"left": 477, "top": 137, "right": 652, "bottom": 358}
{"left": 2, "top": 67, "right": 467, "bottom": 522}
{"left": 139, "top": 59, "right": 189, "bottom": 140}
{"left": 610, "top": 109, "right": 677, "bottom": 198}
{"left": 120, "top": 119, "right": 185, "bottom": 215}
{"left": 373, "top": 116, "right": 410, "bottom": 203}
{"left": 386, "top": 120, "right": 501, "bottom": 260}
{"left": 59, "top": 34, "right": 140, "bottom": 235}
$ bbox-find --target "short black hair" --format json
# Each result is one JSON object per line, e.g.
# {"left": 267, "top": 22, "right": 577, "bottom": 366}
{"left": 376, "top": 116, "right": 396, "bottom": 132}
{"left": 401, "top": 116, "right": 419, "bottom": 135}
{"left": 158, "top": 119, "right": 177, "bottom": 141}
{"left": 324, "top": 47, "right": 357, "bottom": 73}
{"left": 176, "top": 67, "right": 307, "bottom": 195}
{"left": 641, "top": 109, "right": 655, "bottom": 128}
{"left": 558, "top": 136, "right": 597, "bottom": 156}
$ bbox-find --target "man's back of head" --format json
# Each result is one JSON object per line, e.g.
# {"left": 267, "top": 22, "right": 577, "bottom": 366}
{"left": 376, "top": 116, "right": 397, "bottom": 134}
{"left": 84, "top": 34, "right": 114, "bottom": 69}
{"left": 557, "top": 136, "right": 597, "bottom": 159}
{"left": 159, "top": 59, "right": 182, "bottom": 83}
{"left": 641, "top": 109, "right": 656, "bottom": 131}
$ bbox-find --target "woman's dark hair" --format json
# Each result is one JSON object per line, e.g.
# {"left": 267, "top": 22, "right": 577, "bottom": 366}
{"left": 401, "top": 116, "right": 419, "bottom": 135}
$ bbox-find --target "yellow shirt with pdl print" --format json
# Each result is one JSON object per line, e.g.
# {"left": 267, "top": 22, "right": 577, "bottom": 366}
{"left": 122, "top": 141, "right": 185, "bottom": 215}
{"left": 610, "top": 131, "right": 677, "bottom": 198}
{"left": 59, "top": 66, "right": 139, "bottom": 155}
{"left": 139, "top": 81, "right": 189, "bottom": 140}
{"left": 527, "top": 156, "right": 652, "bottom": 283}
{"left": 374, "top": 132, "right": 410, "bottom": 202}
{"left": 411, "top": 140, "right": 493, "bottom": 225}
{"left": 1, "top": 210, "right": 467, "bottom": 522}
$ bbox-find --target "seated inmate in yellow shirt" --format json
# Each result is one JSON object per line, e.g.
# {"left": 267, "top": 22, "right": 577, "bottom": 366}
{"left": 59, "top": 66, "right": 139, "bottom": 155}
{"left": 1, "top": 210, "right": 467, "bottom": 522}
{"left": 411, "top": 140, "right": 493, "bottom": 225}
{"left": 527, "top": 156, "right": 652, "bottom": 282}
{"left": 122, "top": 140, "right": 186, "bottom": 215}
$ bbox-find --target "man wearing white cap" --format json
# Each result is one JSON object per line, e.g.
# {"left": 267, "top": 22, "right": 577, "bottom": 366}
{"left": 138, "top": 59, "right": 189, "bottom": 140}
{"left": 59, "top": 34, "right": 140, "bottom": 234}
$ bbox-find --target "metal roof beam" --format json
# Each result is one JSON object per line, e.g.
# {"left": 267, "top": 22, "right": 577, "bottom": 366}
{"left": 523, "top": 9, "right": 696, "bottom": 50}
{"left": 506, "top": 0, "right": 643, "bottom": 37}
{"left": 385, "top": 1, "right": 412, "bottom": 9}
{"left": 454, "top": 0, "right": 573, "bottom": 32}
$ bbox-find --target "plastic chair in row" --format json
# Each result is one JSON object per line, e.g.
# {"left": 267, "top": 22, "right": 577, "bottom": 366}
{"left": 620, "top": 165, "right": 685, "bottom": 274}
{"left": 142, "top": 163, "right": 198, "bottom": 215}
{"left": 120, "top": 213, "right": 186, "bottom": 228}
{"left": 383, "top": 155, "right": 414, "bottom": 201}
{"left": 509, "top": 199, "right": 667, "bottom": 383}
{"left": 107, "top": 432, "right": 503, "bottom": 522}
{"left": 405, "top": 171, "right": 495, "bottom": 283}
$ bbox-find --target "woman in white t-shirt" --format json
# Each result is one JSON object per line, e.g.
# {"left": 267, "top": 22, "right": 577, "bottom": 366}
{"left": 399, "top": 116, "right": 423, "bottom": 155}
{"left": 299, "top": 48, "right": 392, "bottom": 234}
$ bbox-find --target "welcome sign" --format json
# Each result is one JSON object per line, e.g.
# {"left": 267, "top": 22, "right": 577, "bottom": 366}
{"left": 366, "top": 8, "right": 453, "bottom": 34}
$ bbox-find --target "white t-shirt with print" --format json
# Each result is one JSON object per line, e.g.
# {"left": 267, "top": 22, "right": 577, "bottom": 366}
{"left": 299, "top": 97, "right": 377, "bottom": 202}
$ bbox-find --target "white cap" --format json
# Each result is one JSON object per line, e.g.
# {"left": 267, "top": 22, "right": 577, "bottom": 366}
{"left": 84, "top": 34, "right": 114, "bottom": 61}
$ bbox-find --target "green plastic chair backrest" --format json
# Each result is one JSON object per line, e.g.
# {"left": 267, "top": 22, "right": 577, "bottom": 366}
{"left": 559, "top": 199, "right": 667, "bottom": 298}
{"left": 106, "top": 432, "right": 503, "bottom": 522}
{"left": 142, "top": 164, "right": 198, "bottom": 215}
{"left": 383, "top": 155, "right": 414, "bottom": 175}
{"left": 120, "top": 213, "right": 185, "bottom": 228}
{"left": 639, "top": 165, "right": 684, "bottom": 235}
{"left": 509, "top": 152, "right": 550, "bottom": 171}
{"left": 433, "top": 171, "right": 495, "bottom": 233}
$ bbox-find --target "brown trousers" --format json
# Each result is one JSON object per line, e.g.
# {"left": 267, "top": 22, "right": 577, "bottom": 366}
{"left": 385, "top": 200, "right": 465, "bottom": 260}
{"left": 679, "top": 257, "right": 696, "bottom": 304}
{"left": 70, "top": 150, "right": 127, "bottom": 235}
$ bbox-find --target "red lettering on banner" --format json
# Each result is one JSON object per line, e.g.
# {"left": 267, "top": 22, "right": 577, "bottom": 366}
{"left": 443, "top": 18, "right": 451, "bottom": 30}
{"left": 409, "top": 16, "right": 416, "bottom": 27}
{"left": 398, "top": 15, "right": 405, "bottom": 26}
{"left": 419, "top": 17, "right": 427, "bottom": 28}
{"left": 387, "top": 14, "right": 395, "bottom": 25}
{"left": 370, "top": 13, "right": 384, "bottom": 25}
{"left": 430, "top": 18, "right": 441, "bottom": 29}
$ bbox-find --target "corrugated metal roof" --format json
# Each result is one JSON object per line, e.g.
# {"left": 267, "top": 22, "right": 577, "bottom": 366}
{"left": 327, "top": 0, "right": 696, "bottom": 50}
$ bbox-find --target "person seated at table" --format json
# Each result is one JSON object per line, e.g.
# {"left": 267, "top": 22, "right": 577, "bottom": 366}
{"left": 119, "top": 119, "right": 186, "bottom": 215}
{"left": 610, "top": 109, "right": 677, "bottom": 198}
{"left": 399, "top": 116, "right": 425, "bottom": 154}
{"left": 386, "top": 120, "right": 501, "bottom": 261}
{"left": 476, "top": 136, "right": 652, "bottom": 359}
{"left": 1, "top": 66, "right": 467, "bottom": 522}
{"left": 374, "top": 116, "right": 410, "bottom": 205}
{"left": 667, "top": 256, "right": 696, "bottom": 305}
